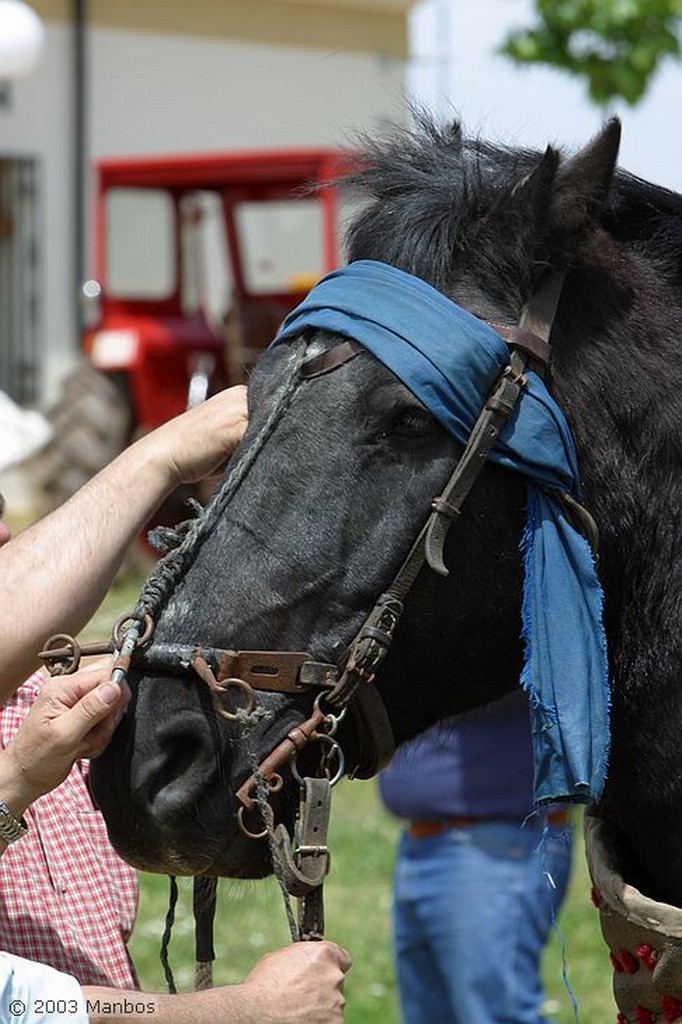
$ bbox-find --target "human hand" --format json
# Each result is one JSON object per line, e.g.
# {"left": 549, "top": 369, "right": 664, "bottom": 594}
{"left": 238, "top": 941, "right": 352, "bottom": 1023}
{"left": 142, "top": 385, "right": 248, "bottom": 487}
{"left": 82, "top": 942, "right": 351, "bottom": 1024}
{"left": 0, "top": 660, "right": 129, "bottom": 810}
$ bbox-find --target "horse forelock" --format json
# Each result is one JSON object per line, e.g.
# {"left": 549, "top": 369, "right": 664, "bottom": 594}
{"left": 343, "top": 115, "right": 544, "bottom": 308}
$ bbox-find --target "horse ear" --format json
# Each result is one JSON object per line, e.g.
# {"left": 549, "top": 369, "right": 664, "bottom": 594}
{"left": 475, "top": 145, "right": 559, "bottom": 260}
{"left": 550, "top": 118, "right": 621, "bottom": 237}
{"left": 509, "top": 145, "right": 560, "bottom": 209}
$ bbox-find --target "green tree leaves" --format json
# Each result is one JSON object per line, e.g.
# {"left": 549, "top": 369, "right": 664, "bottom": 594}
{"left": 500, "top": 0, "right": 682, "bottom": 105}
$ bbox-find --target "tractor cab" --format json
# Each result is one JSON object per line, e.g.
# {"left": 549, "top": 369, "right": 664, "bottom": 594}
{"left": 83, "top": 148, "right": 351, "bottom": 430}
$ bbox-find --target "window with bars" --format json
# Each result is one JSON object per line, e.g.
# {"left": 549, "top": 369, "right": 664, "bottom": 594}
{"left": 0, "top": 158, "right": 41, "bottom": 404}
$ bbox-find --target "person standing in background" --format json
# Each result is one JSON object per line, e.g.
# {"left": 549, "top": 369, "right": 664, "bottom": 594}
{"left": 379, "top": 688, "right": 573, "bottom": 1024}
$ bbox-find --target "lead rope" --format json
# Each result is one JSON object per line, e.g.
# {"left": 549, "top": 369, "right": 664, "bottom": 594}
{"left": 245, "top": 731, "right": 333, "bottom": 942}
{"left": 58, "top": 343, "right": 308, "bottom": 995}
{"left": 133, "top": 340, "right": 308, "bottom": 626}
{"left": 251, "top": 766, "right": 301, "bottom": 941}
{"left": 159, "top": 876, "right": 217, "bottom": 993}
{"left": 159, "top": 876, "right": 179, "bottom": 994}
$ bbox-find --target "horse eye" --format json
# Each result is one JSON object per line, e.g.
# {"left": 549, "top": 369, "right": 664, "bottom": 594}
{"left": 384, "top": 409, "right": 434, "bottom": 438}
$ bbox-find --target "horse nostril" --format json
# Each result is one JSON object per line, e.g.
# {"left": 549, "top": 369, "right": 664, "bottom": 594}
{"left": 157, "top": 733, "right": 205, "bottom": 791}
{"left": 132, "top": 717, "right": 219, "bottom": 819}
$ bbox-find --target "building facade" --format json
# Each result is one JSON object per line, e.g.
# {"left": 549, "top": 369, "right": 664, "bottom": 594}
{"left": 1, "top": 0, "right": 414, "bottom": 402}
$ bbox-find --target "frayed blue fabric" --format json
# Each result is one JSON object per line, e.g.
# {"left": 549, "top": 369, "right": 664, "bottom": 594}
{"left": 273, "top": 259, "right": 610, "bottom": 805}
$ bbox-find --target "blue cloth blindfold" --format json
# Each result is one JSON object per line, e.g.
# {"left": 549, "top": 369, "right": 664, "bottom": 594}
{"left": 274, "top": 259, "right": 610, "bottom": 806}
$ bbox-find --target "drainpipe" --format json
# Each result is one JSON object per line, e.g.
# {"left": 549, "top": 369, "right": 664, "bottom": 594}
{"left": 435, "top": 0, "right": 451, "bottom": 112}
{"left": 72, "top": 0, "right": 86, "bottom": 343}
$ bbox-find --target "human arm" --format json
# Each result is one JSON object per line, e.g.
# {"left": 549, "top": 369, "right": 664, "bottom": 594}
{"left": 0, "top": 386, "right": 247, "bottom": 696}
{"left": 0, "top": 660, "right": 127, "bottom": 855}
{"left": 83, "top": 940, "right": 351, "bottom": 1024}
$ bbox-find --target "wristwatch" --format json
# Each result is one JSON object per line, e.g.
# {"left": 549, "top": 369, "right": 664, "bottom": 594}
{"left": 0, "top": 799, "right": 28, "bottom": 844}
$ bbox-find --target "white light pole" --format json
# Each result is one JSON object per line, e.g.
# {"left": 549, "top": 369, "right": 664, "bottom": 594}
{"left": 0, "top": 1, "right": 45, "bottom": 107}
{"left": 435, "top": 0, "right": 451, "bottom": 114}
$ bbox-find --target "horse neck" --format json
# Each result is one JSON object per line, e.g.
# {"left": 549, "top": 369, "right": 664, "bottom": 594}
{"left": 551, "top": 237, "right": 682, "bottom": 835}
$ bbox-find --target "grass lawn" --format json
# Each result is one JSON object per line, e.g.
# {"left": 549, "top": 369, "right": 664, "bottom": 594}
{"left": 84, "top": 568, "right": 615, "bottom": 1023}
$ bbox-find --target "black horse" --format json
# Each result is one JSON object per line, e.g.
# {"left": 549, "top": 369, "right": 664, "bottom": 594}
{"left": 91, "top": 115, "right": 682, "bottom": 921}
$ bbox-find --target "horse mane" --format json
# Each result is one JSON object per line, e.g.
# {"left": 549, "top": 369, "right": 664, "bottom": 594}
{"left": 605, "top": 171, "right": 682, "bottom": 288}
{"left": 343, "top": 111, "right": 682, "bottom": 299}
{"left": 343, "top": 114, "right": 541, "bottom": 298}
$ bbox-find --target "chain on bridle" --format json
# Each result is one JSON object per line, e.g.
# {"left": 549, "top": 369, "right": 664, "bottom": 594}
{"left": 41, "top": 268, "right": 600, "bottom": 980}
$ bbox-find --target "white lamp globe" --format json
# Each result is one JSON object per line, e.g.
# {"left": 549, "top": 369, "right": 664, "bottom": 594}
{"left": 0, "top": 1, "right": 45, "bottom": 81}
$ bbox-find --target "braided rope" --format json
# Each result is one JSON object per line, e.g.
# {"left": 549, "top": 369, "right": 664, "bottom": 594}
{"left": 160, "top": 876, "right": 179, "bottom": 993}
{"left": 133, "top": 341, "right": 307, "bottom": 624}
{"left": 251, "top": 763, "right": 300, "bottom": 942}
{"left": 193, "top": 961, "right": 213, "bottom": 991}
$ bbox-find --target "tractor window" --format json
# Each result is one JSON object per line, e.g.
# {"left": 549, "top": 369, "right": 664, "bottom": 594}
{"left": 105, "top": 188, "right": 175, "bottom": 299}
{"left": 235, "top": 198, "right": 323, "bottom": 294}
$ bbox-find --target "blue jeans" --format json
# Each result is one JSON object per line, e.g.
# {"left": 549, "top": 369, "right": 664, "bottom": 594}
{"left": 392, "top": 820, "right": 573, "bottom": 1024}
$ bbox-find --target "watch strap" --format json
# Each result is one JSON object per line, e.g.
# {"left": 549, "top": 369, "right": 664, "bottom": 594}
{"left": 0, "top": 799, "right": 28, "bottom": 843}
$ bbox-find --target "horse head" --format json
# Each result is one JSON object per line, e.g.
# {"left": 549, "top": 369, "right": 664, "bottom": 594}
{"left": 92, "top": 116, "right": 642, "bottom": 884}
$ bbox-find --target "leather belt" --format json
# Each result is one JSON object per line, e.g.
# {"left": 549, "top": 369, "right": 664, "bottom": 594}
{"left": 407, "top": 808, "right": 572, "bottom": 840}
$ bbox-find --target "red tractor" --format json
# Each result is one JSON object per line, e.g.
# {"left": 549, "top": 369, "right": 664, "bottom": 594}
{"left": 39, "top": 147, "right": 350, "bottom": 528}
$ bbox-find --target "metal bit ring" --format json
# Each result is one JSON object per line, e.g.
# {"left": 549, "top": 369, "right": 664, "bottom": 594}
{"left": 290, "top": 734, "right": 345, "bottom": 789}
{"left": 236, "top": 805, "right": 269, "bottom": 841}
{"left": 112, "top": 612, "right": 154, "bottom": 650}
{"left": 313, "top": 693, "right": 346, "bottom": 736}
{"left": 41, "top": 633, "right": 82, "bottom": 675}
{"left": 212, "top": 677, "right": 256, "bottom": 721}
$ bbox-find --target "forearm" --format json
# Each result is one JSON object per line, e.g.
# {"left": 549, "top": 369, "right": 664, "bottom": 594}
{"left": 0, "top": 749, "right": 36, "bottom": 858}
{"left": 0, "top": 432, "right": 176, "bottom": 696}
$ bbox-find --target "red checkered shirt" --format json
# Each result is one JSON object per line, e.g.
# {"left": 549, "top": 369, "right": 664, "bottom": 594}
{"left": 0, "top": 672, "right": 139, "bottom": 989}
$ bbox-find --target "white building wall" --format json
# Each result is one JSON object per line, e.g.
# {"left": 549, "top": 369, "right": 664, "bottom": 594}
{"left": 89, "top": 28, "right": 404, "bottom": 155}
{"left": 1, "top": 21, "right": 406, "bottom": 400}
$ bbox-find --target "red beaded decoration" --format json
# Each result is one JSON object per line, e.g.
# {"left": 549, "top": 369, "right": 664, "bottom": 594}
{"left": 611, "top": 951, "right": 625, "bottom": 973}
{"left": 619, "top": 949, "right": 640, "bottom": 974}
{"left": 636, "top": 945, "right": 658, "bottom": 971}
{"left": 635, "top": 1007, "right": 655, "bottom": 1024}
{"left": 662, "top": 994, "right": 682, "bottom": 1022}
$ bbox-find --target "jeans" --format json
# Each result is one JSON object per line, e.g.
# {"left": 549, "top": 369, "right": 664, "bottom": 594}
{"left": 392, "top": 820, "right": 573, "bottom": 1024}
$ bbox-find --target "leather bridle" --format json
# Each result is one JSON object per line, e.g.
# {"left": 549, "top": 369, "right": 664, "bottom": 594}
{"left": 42, "top": 270, "right": 582, "bottom": 809}
{"left": 41, "top": 267, "right": 602, "bottom": 961}
{"left": 132, "top": 269, "right": 574, "bottom": 804}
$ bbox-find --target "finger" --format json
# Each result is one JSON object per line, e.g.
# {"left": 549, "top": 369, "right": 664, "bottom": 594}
{"left": 325, "top": 943, "right": 352, "bottom": 973}
{"left": 59, "top": 681, "right": 126, "bottom": 744}
{"left": 78, "top": 715, "right": 119, "bottom": 759}
{"left": 38, "top": 661, "right": 116, "bottom": 709}
{"left": 69, "top": 659, "right": 116, "bottom": 689}
{"left": 78, "top": 683, "right": 130, "bottom": 756}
